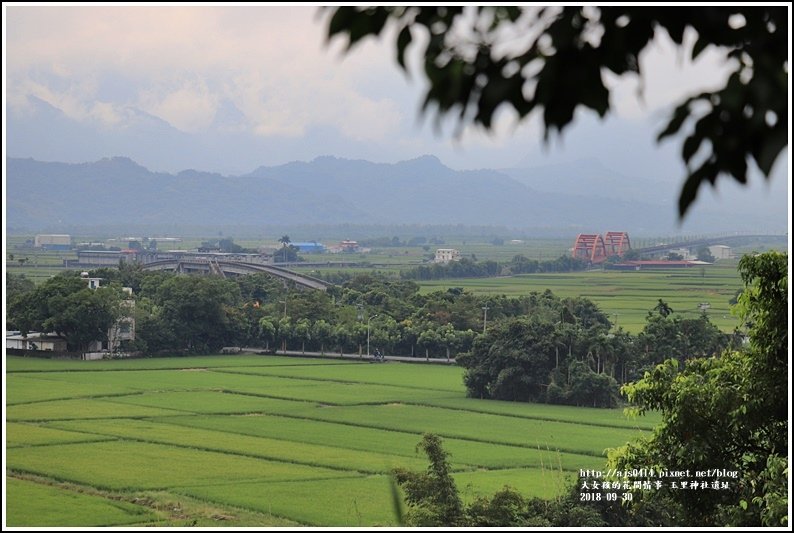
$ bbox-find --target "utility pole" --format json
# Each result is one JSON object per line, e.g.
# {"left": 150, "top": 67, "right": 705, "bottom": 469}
{"left": 278, "top": 295, "right": 288, "bottom": 352}
{"left": 482, "top": 305, "right": 490, "bottom": 334}
{"left": 367, "top": 314, "right": 379, "bottom": 358}
{"left": 357, "top": 304, "right": 364, "bottom": 357}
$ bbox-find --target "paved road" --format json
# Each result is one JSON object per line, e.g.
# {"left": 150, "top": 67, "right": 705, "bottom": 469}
{"left": 238, "top": 347, "right": 456, "bottom": 365}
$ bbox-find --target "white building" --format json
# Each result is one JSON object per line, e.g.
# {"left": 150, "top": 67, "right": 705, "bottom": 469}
{"left": 434, "top": 248, "right": 461, "bottom": 263}
{"left": 82, "top": 274, "right": 136, "bottom": 352}
{"left": 34, "top": 234, "right": 71, "bottom": 250}
{"left": 81, "top": 272, "right": 103, "bottom": 290}
{"left": 6, "top": 332, "right": 68, "bottom": 352}
{"left": 708, "top": 245, "right": 732, "bottom": 260}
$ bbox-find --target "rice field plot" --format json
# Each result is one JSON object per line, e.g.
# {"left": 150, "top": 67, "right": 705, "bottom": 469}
{"left": 159, "top": 414, "right": 605, "bottom": 472}
{"left": 6, "top": 265, "right": 70, "bottom": 284}
{"left": 454, "top": 239, "right": 570, "bottom": 262}
{"left": 422, "top": 397, "right": 661, "bottom": 430}
{"left": 6, "top": 397, "right": 183, "bottom": 422}
{"left": 6, "top": 373, "right": 135, "bottom": 405}
{"left": 454, "top": 467, "right": 572, "bottom": 501}
{"left": 418, "top": 262, "right": 743, "bottom": 333}
{"left": 225, "top": 360, "right": 466, "bottom": 393}
{"left": 47, "top": 418, "right": 433, "bottom": 474}
{"left": 5, "top": 477, "right": 158, "bottom": 527}
{"left": 100, "top": 390, "right": 315, "bottom": 416}
{"left": 8, "top": 368, "right": 317, "bottom": 395}
{"left": 7, "top": 422, "right": 114, "bottom": 448}
{"left": 218, "top": 378, "right": 459, "bottom": 405}
{"left": 7, "top": 440, "right": 349, "bottom": 491}
{"left": 6, "top": 354, "right": 354, "bottom": 372}
{"left": 174, "top": 475, "right": 400, "bottom": 527}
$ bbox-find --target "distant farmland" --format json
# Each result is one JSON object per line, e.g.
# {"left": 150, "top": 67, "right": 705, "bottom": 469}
{"left": 418, "top": 261, "right": 743, "bottom": 333}
{"left": 6, "top": 355, "right": 658, "bottom": 527}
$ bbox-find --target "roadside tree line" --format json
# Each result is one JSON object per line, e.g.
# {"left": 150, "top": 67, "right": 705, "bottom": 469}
{"left": 401, "top": 254, "right": 589, "bottom": 281}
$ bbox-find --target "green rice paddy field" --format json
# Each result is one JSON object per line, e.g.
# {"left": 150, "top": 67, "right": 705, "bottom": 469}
{"left": 5, "top": 354, "right": 660, "bottom": 527}
{"left": 419, "top": 261, "right": 744, "bottom": 333}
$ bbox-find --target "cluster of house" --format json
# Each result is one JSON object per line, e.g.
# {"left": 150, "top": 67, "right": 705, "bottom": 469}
{"left": 32, "top": 234, "right": 184, "bottom": 251}
{"left": 43, "top": 233, "right": 466, "bottom": 270}
{"left": 6, "top": 273, "right": 135, "bottom": 359}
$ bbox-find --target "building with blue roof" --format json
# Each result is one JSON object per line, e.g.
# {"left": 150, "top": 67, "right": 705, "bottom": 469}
{"left": 291, "top": 242, "right": 326, "bottom": 253}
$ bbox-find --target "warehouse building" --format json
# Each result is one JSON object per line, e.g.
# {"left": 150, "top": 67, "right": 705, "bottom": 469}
{"left": 291, "top": 242, "right": 326, "bottom": 253}
{"left": 34, "top": 234, "right": 72, "bottom": 250}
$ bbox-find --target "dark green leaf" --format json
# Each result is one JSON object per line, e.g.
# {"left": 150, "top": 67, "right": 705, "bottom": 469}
{"left": 657, "top": 104, "right": 691, "bottom": 141}
{"left": 327, "top": 7, "right": 357, "bottom": 40}
{"left": 753, "top": 125, "right": 787, "bottom": 176}
{"left": 681, "top": 132, "right": 702, "bottom": 163}
{"left": 678, "top": 163, "right": 715, "bottom": 218}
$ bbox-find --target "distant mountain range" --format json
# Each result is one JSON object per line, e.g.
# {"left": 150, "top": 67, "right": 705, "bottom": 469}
{"left": 5, "top": 155, "right": 785, "bottom": 234}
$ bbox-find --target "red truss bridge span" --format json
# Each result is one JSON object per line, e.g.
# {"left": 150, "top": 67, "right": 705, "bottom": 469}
{"left": 573, "top": 232, "right": 631, "bottom": 264}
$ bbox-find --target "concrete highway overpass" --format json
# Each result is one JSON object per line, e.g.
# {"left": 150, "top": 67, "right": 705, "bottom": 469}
{"left": 635, "top": 234, "right": 787, "bottom": 257}
{"left": 141, "top": 258, "right": 330, "bottom": 291}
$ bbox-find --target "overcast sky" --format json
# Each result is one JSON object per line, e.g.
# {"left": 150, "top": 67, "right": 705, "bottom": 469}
{"left": 3, "top": 5, "right": 747, "bottom": 162}
{"left": 3, "top": 4, "right": 789, "bottom": 225}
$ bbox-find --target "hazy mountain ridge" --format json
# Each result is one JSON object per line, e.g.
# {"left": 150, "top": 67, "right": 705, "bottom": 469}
{"left": 5, "top": 155, "right": 781, "bottom": 233}
{"left": 7, "top": 94, "right": 786, "bottom": 234}
{"left": 501, "top": 157, "right": 674, "bottom": 205}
